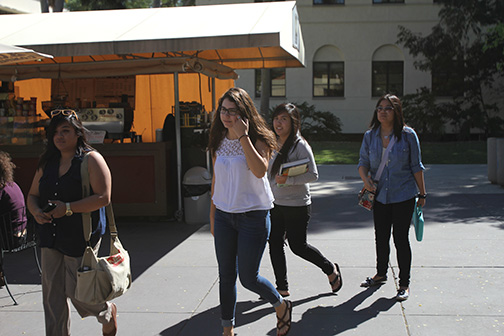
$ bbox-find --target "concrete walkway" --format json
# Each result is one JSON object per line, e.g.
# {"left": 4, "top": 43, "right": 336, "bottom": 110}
{"left": 1, "top": 164, "right": 503, "bottom": 335}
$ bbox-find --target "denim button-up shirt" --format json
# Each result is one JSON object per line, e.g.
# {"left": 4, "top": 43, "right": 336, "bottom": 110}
{"left": 358, "top": 126, "right": 425, "bottom": 204}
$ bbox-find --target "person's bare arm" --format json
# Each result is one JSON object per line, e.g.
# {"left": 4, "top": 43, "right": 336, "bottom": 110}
{"left": 414, "top": 170, "right": 426, "bottom": 207}
{"left": 240, "top": 137, "right": 270, "bottom": 178}
{"left": 210, "top": 155, "right": 216, "bottom": 236}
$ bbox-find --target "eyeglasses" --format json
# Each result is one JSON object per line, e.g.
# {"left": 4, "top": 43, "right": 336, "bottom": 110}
{"left": 376, "top": 106, "right": 394, "bottom": 112}
{"left": 51, "top": 109, "right": 79, "bottom": 119}
{"left": 219, "top": 106, "right": 240, "bottom": 116}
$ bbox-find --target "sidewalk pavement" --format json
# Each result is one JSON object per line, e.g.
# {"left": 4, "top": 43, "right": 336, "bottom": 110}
{"left": 1, "top": 164, "right": 503, "bottom": 335}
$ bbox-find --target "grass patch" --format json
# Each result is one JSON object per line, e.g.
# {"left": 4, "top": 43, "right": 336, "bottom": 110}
{"left": 311, "top": 141, "right": 487, "bottom": 165}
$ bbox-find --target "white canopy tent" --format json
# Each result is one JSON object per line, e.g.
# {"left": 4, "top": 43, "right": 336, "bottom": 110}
{"left": 0, "top": 43, "right": 53, "bottom": 66}
{"left": 0, "top": 1, "right": 304, "bottom": 80}
{"left": 0, "top": 1, "right": 305, "bottom": 220}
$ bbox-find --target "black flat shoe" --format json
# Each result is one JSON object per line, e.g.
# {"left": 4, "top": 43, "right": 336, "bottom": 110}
{"left": 360, "top": 276, "right": 387, "bottom": 288}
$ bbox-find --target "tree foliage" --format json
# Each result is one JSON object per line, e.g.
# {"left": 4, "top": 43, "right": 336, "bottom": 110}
{"left": 484, "top": 23, "right": 504, "bottom": 71}
{"left": 265, "top": 102, "right": 343, "bottom": 141}
{"left": 397, "top": 0, "right": 504, "bottom": 138}
{"left": 64, "top": 0, "right": 193, "bottom": 11}
{"left": 402, "top": 88, "right": 447, "bottom": 140}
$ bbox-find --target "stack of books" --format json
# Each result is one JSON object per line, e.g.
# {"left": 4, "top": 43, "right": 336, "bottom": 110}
{"left": 279, "top": 158, "right": 309, "bottom": 177}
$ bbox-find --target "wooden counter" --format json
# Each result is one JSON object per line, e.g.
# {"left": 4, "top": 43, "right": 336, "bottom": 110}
{"left": 4, "top": 142, "right": 175, "bottom": 217}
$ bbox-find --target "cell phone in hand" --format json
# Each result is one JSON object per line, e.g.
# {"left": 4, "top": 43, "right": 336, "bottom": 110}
{"left": 42, "top": 202, "right": 57, "bottom": 213}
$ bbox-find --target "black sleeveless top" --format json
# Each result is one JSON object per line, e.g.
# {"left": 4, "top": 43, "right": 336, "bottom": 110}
{"left": 37, "top": 154, "right": 106, "bottom": 257}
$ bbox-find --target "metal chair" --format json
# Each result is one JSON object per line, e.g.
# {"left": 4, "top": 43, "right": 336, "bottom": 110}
{"left": 0, "top": 208, "right": 41, "bottom": 305}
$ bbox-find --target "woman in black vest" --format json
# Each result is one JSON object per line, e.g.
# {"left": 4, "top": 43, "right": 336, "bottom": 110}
{"left": 27, "top": 110, "right": 116, "bottom": 336}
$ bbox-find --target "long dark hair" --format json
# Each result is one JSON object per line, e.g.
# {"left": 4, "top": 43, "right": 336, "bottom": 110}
{"left": 369, "top": 93, "right": 405, "bottom": 141}
{"left": 38, "top": 111, "right": 93, "bottom": 170}
{"left": 270, "top": 103, "right": 302, "bottom": 177}
{"left": 208, "top": 87, "right": 277, "bottom": 157}
{"left": 0, "top": 151, "right": 16, "bottom": 189}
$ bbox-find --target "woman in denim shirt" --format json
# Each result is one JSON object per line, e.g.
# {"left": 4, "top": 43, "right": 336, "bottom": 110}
{"left": 358, "top": 94, "right": 426, "bottom": 301}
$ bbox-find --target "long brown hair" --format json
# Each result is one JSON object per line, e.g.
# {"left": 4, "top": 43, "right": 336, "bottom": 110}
{"left": 38, "top": 111, "right": 93, "bottom": 170}
{"left": 207, "top": 87, "right": 277, "bottom": 156}
{"left": 369, "top": 93, "right": 405, "bottom": 141}
{"left": 270, "top": 103, "right": 303, "bottom": 177}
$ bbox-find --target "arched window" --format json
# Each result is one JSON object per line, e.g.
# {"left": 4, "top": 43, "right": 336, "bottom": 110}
{"left": 313, "top": 45, "right": 345, "bottom": 97}
{"left": 372, "top": 45, "right": 404, "bottom": 97}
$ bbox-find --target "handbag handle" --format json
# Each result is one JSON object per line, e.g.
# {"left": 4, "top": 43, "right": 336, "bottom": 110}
{"left": 80, "top": 151, "right": 117, "bottom": 242}
{"left": 374, "top": 135, "right": 396, "bottom": 182}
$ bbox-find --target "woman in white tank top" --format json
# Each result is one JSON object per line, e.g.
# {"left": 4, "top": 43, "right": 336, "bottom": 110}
{"left": 208, "top": 88, "right": 293, "bottom": 336}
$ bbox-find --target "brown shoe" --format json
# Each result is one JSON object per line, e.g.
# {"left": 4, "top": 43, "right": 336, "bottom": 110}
{"left": 103, "top": 303, "right": 117, "bottom": 336}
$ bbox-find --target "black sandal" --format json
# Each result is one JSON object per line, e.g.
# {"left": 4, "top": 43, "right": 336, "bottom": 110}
{"left": 276, "top": 299, "right": 292, "bottom": 336}
{"left": 330, "top": 263, "right": 343, "bottom": 293}
{"left": 360, "top": 276, "right": 387, "bottom": 287}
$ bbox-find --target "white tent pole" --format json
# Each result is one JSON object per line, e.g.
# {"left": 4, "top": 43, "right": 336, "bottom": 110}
{"left": 174, "top": 72, "right": 183, "bottom": 221}
{"left": 207, "top": 77, "right": 216, "bottom": 172}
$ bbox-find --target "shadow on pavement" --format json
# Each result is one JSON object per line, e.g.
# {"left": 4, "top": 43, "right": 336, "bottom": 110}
{"left": 1, "top": 220, "right": 204, "bottom": 285}
{"left": 160, "top": 293, "right": 335, "bottom": 336}
{"left": 286, "top": 286, "right": 397, "bottom": 335}
{"left": 309, "top": 193, "right": 504, "bottom": 235}
{"left": 159, "top": 288, "right": 394, "bottom": 336}
{"left": 425, "top": 194, "right": 504, "bottom": 225}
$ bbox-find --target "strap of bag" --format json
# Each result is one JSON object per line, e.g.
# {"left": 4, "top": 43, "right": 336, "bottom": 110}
{"left": 81, "top": 152, "right": 117, "bottom": 243}
{"left": 374, "top": 135, "right": 396, "bottom": 182}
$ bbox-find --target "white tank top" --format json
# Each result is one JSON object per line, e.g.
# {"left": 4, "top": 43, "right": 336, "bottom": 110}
{"left": 213, "top": 137, "right": 274, "bottom": 213}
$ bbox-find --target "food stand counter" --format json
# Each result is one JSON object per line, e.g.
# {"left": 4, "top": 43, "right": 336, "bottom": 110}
{"left": 4, "top": 142, "right": 175, "bottom": 217}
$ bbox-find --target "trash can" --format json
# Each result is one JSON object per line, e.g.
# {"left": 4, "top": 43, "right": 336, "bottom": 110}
{"left": 182, "top": 166, "right": 212, "bottom": 224}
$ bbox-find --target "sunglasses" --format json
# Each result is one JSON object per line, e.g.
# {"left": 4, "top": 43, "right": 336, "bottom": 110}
{"left": 376, "top": 106, "right": 394, "bottom": 112}
{"left": 51, "top": 109, "right": 79, "bottom": 119}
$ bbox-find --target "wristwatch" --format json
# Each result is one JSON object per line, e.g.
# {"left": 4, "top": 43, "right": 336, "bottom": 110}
{"left": 418, "top": 193, "right": 427, "bottom": 199}
{"left": 65, "top": 202, "right": 73, "bottom": 216}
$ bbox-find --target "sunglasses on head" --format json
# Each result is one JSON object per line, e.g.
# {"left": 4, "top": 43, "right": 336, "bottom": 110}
{"left": 51, "top": 109, "right": 79, "bottom": 119}
{"left": 376, "top": 106, "right": 394, "bottom": 112}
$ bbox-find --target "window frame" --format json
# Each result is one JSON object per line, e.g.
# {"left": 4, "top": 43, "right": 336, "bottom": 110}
{"left": 255, "top": 68, "right": 286, "bottom": 98}
{"left": 313, "top": 0, "right": 345, "bottom": 5}
{"left": 371, "top": 61, "right": 404, "bottom": 97}
{"left": 372, "top": 0, "right": 404, "bottom": 4}
{"left": 312, "top": 61, "right": 345, "bottom": 98}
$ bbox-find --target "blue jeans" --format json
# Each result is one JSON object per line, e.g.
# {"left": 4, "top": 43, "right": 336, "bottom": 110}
{"left": 214, "top": 209, "right": 282, "bottom": 327}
